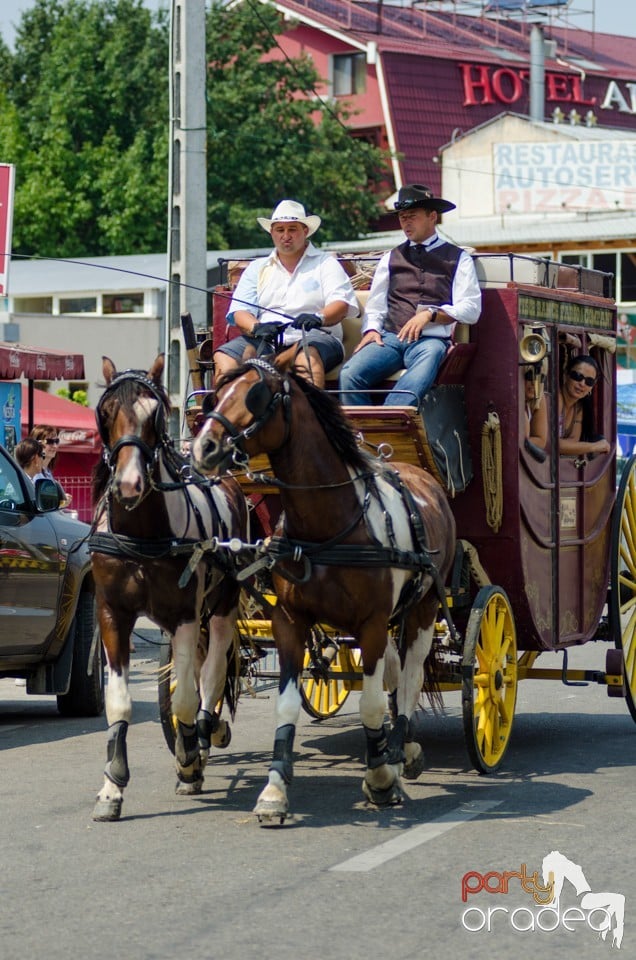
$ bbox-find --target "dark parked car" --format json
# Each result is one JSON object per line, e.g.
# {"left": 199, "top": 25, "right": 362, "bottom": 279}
{"left": 0, "top": 443, "right": 103, "bottom": 716}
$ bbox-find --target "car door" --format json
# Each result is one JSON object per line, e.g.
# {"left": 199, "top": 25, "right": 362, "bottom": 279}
{"left": 0, "top": 447, "right": 62, "bottom": 653}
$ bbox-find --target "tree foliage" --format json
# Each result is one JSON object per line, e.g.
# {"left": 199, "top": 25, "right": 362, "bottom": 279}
{"left": 0, "top": 0, "right": 391, "bottom": 258}
{"left": 2, "top": 0, "right": 169, "bottom": 257}
{"left": 206, "top": 1, "right": 390, "bottom": 246}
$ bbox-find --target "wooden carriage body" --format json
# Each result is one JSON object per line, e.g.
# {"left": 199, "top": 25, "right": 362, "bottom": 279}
{"left": 208, "top": 254, "right": 618, "bottom": 655}
{"left": 448, "top": 282, "right": 616, "bottom": 653}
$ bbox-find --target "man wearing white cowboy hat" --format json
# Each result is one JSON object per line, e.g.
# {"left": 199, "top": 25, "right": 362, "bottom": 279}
{"left": 339, "top": 184, "right": 481, "bottom": 406}
{"left": 214, "top": 199, "right": 359, "bottom": 387}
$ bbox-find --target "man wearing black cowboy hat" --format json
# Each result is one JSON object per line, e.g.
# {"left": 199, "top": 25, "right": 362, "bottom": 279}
{"left": 339, "top": 184, "right": 481, "bottom": 406}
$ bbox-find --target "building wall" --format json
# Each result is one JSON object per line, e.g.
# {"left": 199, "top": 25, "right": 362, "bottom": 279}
{"left": 13, "top": 313, "right": 162, "bottom": 408}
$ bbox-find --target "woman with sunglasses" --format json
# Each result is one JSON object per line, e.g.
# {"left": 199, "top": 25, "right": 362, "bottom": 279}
{"left": 523, "top": 365, "right": 548, "bottom": 449}
{"left": 30, "top": 424, "right": 72, "bottom": 505}
{"left": 558, "top": 355, "right": 611, "bottom": 457}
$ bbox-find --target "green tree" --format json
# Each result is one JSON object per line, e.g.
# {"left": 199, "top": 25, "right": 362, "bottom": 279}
{"left": 0, "top": 0, "right": 390, "bottom": 259}
{"left": 206, "top": 1, "right": 390, "bottom": 247}
{"left": 3, "top": 0, "right": 169, "bottom": 257}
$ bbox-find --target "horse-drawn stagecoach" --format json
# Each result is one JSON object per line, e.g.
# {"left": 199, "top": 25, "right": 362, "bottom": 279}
{"left": 90, "top": 250, "right": 635, "bottom": 822}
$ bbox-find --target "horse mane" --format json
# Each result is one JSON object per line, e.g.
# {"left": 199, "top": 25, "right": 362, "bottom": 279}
{"left": 92, "top": 371, "right": 171, "bottom": 503}
{"left": 218, "top": 363, "right": 370, "bottom": 473}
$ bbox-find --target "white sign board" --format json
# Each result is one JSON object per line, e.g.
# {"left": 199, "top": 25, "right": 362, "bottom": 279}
{"left": 494, "top": 140, "right": 636, "bottom": 214}
{"left": 0, "top": 164, "right": 15, "bottom": 296}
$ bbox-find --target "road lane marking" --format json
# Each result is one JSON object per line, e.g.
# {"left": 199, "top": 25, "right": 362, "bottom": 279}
{"left": 330, "top": 799, "right": 502, "bottom": 872}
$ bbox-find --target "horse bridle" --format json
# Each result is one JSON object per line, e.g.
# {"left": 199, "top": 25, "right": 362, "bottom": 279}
{"left": 96, "top": 370, "right": 169, "bottom": 471}
{"left": 204, "top": 358, "right": 292, "bottom": 467}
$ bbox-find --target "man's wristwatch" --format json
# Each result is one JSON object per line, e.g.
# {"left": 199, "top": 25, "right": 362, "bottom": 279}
{"left": 429, "top": 308, "right": 438, "bottom": 323}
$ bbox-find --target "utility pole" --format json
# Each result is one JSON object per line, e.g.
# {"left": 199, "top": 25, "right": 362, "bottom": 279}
{"left": 166, "top": 0, "right": 207, "bottom": 436}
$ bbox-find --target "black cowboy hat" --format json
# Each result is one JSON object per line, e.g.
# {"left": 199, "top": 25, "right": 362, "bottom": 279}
{"left": 394, "top": 184, "right": 456, "bottom": 214}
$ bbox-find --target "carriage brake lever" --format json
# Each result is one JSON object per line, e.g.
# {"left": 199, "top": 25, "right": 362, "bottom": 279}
{"left": 561, "top": 647, "right": 589, "bottom": 687}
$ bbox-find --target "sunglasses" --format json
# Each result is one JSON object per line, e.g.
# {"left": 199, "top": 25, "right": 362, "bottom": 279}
{"left": 45, "top": 438, "right": 60, "bottom": 445}
{"left": 524, "top": 370, "right": 545, "bottom": 382}
{"left": 568, "top": 370, "right": 596, "bottom": 387}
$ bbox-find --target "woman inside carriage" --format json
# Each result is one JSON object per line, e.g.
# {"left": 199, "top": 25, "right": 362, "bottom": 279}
{"left": 558, "top": 354, "right": 611, "bottom": 458}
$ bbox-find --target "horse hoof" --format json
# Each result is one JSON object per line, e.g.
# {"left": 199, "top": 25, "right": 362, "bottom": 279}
{"left": 175, "top": 777, "right": 203, "bottom": 795}
{"left": 253, "top": 797, "right": 289, "bottom": 826}
{"left": 92, "top": 797, "right": 123, "bottom": 821}
{"left": 403, "top": 748, "right": 426, "bottom": 781}
{"left": 362, "top": 778, "right": 403, "bottom": 807}
{"left": 211, "top": 720, "right": 231, "bottom": 750}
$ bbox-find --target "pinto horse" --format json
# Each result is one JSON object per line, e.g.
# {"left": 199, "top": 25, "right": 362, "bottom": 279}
{"left": 191, "top": 350, "right": 456, "bottom": 824}
{"left": 90, "top": 355, "right": 247, "bottom": 821}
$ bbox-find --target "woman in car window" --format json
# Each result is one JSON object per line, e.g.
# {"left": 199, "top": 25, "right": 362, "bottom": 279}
{"left": 15, "top": 438, "right": 47, "bottom": 483}
{"left": 30, "top": 424, "right": 71, "bottom": 505}
{"left": 558, "top": 355, "right": 610, "bottom": 457}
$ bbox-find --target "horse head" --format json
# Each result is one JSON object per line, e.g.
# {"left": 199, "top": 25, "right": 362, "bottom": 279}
{"left": 96, "top": 354, "right": 169, "bottom": 507}
{"left": 191, "top": 349, "right": 296, "bottom": 476}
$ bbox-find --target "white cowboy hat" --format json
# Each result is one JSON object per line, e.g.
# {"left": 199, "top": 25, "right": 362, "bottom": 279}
{"left": 257, "top": 200, "right": 321, "bottom": 237}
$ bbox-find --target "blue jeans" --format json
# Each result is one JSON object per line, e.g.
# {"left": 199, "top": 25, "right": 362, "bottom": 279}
{"left": 339, "top": 332, "right": 449, "bottom": 406}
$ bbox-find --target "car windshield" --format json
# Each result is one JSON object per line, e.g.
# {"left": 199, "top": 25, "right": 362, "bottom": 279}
{"left": 0, "top": 449, "right": 30, "bottom": 510}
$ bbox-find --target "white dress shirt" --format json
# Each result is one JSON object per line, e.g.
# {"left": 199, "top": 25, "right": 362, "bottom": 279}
{"left": 227, "top": 242, "right": 359, "bottom": 345}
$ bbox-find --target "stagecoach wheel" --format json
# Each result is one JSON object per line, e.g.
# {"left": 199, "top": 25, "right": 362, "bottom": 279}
{"left": 300, "top": 640, "right": 362, "bottom": 720}
{"left": 462, "top": 586, "right": 517, "bottom": 774}
{"left": 158, "top": 633, "right": 177, "bottom": 755}
{"left": 610, "top": 454, "right": 636, "bottom": 722}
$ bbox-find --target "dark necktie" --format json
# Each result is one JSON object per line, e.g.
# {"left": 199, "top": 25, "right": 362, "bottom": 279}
{"left": 412, "top": 243, "right": 426, "bottom": 268}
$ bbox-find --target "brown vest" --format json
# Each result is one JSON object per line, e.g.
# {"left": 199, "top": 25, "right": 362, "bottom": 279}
{"left": 386, "top": 240, "right": 462, "bottom": 334}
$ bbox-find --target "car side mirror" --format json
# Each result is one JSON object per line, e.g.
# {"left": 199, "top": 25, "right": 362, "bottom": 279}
{"left": 35, "top": 477, "right": 63, "bottom": 512}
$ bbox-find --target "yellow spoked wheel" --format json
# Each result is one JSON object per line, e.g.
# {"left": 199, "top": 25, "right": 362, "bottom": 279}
{"left": 610, "top": 455, "right": 636, "bottom": 722}
{"left": 300, "top": 639, "right": 362, "bottom": 720}
{"left": 462, "top": 586, "right": 517, "bottom": 773}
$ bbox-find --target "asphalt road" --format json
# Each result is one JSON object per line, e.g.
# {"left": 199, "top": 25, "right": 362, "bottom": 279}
{"left": 1, "top": 633, "right": 634, "bottom": 960}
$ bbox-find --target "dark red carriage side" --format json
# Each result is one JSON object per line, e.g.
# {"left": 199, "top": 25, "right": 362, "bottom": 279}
{"left": 451, "top": 279, "right": 616, "bottom": 653}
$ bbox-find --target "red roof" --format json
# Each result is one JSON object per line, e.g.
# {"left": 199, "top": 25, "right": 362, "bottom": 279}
{"left": 0, "top": 342, "right": 85, "bottom": 381}
{"left": 274, "top": 2, "right": 636, "bottom": 194}
{"left": 278, "top": 1, "right": 636, "bottom": 75}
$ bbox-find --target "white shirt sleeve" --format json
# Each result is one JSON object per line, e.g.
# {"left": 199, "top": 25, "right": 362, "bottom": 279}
{"left": 439, "top": 251, "right": 482, "bottom": 326}
{"left": 361, "top": 252, "right": 391, "bottom": 334}
{"left": 226, "top": 259, "right": 263, "bottom": 323}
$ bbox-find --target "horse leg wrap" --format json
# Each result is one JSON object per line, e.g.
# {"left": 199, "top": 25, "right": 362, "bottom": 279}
{"left": 196, "top": 709, "right": 219, "bottom": 752}
{"left": 364, "top": 724, "right": 390, "bottom": 770}
{"left": 386, "top": 714, "right": 409, "bottom": 766}
{"left": 104, "top": 721, "right": 130, "bottom": 788}
{"left": 269, "top": 724, "right": 295, "bottom": 785}
{"left": 175, "top": 721, "right": 202, "bottom": 782}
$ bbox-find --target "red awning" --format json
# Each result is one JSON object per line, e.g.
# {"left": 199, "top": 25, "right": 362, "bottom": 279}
{"left": 0, "top": 342, "right": 85, "bottom": 380}
{"left": 19, "top": 385, "right": 99, "bottom": 454}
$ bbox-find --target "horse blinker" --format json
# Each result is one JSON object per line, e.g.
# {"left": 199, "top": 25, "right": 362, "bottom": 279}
{"left": 245, "top": 380, "right": 273, "bottom": 418}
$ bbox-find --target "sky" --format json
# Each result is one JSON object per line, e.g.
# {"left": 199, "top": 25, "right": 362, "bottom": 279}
{"left": 0, "top": 0, "right": 635, "bottom": 49}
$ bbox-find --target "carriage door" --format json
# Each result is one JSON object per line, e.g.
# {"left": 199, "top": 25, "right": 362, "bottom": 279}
{"left": 555, "top": 327, "right": 615, "bottom": 647}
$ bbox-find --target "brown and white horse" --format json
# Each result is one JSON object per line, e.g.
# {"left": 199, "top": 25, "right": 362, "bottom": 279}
{"left": 90, "top": 355, "right": 247, "bottom": 821}
{"left": 191, "top": 350, "right": 456, "bottom": 824}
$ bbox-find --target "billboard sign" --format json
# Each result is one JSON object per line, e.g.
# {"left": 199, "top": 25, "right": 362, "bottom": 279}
{"left": 494, "top": 140, "right": 636, "bottom": 214}
{"left": 0, "top": 163, "right": 16, "bottom": 297}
